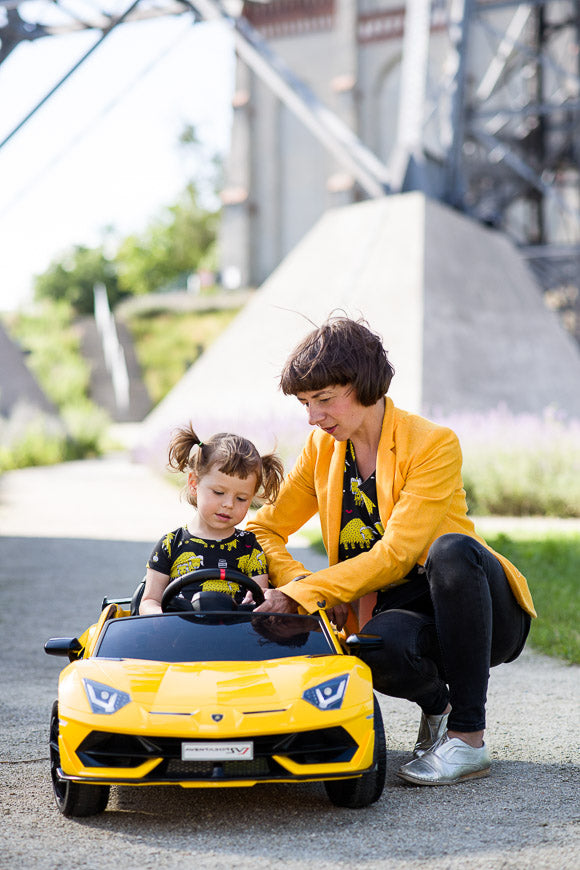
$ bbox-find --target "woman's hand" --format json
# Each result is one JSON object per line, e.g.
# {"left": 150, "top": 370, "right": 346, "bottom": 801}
{"left": 254, "top": 588, "right": 299, "bottom": 614}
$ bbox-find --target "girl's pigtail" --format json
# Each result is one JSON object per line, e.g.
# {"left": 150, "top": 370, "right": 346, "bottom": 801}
{"left": 260, "top": 453, "right": 285, "bottom": 504}
{"left": 167, "top": 423, "right": 203, "bottom": 472}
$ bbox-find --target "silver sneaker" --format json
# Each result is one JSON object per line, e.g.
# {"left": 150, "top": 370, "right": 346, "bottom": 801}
{"left": 398, "top": 734, "right": 491, "bottom": 786}
{"left": 413, "top": 709, "right": 450, "bottom": 758}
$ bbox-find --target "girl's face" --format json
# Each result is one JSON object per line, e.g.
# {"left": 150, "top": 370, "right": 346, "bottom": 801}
{"left": 296, "top": 384, "right": 372, "bottom": 442}
{"left": 188, "top": 465, "right": 258, "bottom": 539}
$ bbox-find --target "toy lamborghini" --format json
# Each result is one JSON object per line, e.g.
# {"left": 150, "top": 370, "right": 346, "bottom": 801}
{"left": 45, "top": 568, "right": 385, "bottom": 817}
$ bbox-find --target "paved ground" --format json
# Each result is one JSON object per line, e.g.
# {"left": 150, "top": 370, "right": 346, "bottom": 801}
{"left": 0, "top": 455, "right": 578, "bottom": 870}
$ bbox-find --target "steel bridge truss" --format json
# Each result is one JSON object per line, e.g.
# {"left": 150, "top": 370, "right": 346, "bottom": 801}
{"left": 439, "top": 0, "right": 580, "bottom": 308}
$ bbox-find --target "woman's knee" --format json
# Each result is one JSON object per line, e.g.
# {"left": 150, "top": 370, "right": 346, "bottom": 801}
{"left": 426, "top": 534, "right": 484, "bottom": 593}
{"left": 427, "top": 533, "right": 479, "bottom": 567}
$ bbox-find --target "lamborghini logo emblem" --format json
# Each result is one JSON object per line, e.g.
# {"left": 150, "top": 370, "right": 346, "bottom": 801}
{"left": 211, "top": 713, "right": 223, "bottom": 722}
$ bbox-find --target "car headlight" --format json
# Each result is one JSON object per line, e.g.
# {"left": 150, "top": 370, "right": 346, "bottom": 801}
{"left": 302, "top": 675, "right": 349, "bottom": 710}
{"left": 83, "top": 679, "right": 131, "bottom": 715}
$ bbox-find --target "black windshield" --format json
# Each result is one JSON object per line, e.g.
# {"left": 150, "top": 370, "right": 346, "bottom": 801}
{"left": 94, "top": 612, "right": 336, "bottom": 663}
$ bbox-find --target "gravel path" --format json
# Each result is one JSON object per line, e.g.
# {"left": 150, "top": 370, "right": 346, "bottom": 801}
{"left": 0, "top": 455, "right": 578, "bottom": 869}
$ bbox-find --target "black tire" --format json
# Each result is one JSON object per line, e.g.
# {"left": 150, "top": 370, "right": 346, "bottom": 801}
{"left": 324, "top": 695, "right": 386, "bottom": 808}
{"left": 49, "top": 701, "right": 110, "bottom": 817}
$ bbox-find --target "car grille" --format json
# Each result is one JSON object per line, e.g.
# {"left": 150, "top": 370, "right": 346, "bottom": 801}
{"left": 163, "top": 758, "right": 275, "bottom": 779}
{"left": 76, "top": 727, "right": 358, "bottom": 780}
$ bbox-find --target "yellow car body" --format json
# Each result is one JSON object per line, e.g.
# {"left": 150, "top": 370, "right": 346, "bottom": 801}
{"left": 47, "top": 597, "right": 385, "bottom": 816}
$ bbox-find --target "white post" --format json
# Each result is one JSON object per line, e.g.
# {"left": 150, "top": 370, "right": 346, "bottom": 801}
{"left": 93, "top": 284, "right": 130, "bottom": 413}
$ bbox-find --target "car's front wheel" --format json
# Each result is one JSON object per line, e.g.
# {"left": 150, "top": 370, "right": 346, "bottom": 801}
{"left": 324, "top": 696, "right": 386, "bottom": 808}
{"left": 49, "top": 701, "right": 110, "bottom": 817}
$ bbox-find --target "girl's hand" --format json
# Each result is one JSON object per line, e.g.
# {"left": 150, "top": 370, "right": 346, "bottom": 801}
{"left": 325, "top": 603, "right": 349, "bottom": 630}
{"left": 241, "top": 574, "right": 270, "bottom": 606}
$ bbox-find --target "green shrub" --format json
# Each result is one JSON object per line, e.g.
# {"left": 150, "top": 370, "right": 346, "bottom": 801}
{"left": 125, "top": 307, "right": 240, "bottom": 405}
{"left": 62, "top": 401, "right": 111, "bottom": 459}
{"left": 0, "top": 420, "right": 66, "bottom": 471}
{"left": 1, "top": 303, "right": 109, "bottom": 468}
{"left": 5, "top": 301, "right": 91, "bottom": 408}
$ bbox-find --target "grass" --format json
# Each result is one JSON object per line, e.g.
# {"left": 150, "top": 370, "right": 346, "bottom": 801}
{"left": 303, "top": 529, "right": 579, "bottom": 664}
{"left": 486, "top": 532, "right": 580, "bottom": 664}
{"left": 125, "top": 307, "right": 241, "bottom": 406}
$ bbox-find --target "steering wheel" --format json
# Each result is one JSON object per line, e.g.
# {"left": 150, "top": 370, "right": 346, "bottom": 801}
{"left": 161, "top": 568, "right": 266, "bottom": 613}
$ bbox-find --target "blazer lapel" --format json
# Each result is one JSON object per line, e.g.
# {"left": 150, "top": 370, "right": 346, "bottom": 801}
{"left": 357, "top": 400, "right": 395, "bottom": 628}
{"left": 326, "top": 439, "right": 346, "bottom": 566}
{"left": 376, "top": 398, "right": 396, "bottom": 524}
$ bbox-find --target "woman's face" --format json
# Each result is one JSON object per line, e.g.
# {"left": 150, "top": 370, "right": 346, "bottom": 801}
{"left": 296, "top": 384, "right": 372, "bottom": 442}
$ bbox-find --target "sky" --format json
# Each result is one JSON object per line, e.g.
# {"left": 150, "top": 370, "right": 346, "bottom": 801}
{"left": 0, "top": 10, "right": 235, "bottom": 311}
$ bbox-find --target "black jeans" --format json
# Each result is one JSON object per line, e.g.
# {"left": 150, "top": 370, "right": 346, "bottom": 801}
{"left": 360, "top": 534, "right": 531, "bottom": 732}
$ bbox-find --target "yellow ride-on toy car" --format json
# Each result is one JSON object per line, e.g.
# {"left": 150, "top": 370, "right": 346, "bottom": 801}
{"left": 45, "top": 568, "right": 385, "bottom": 816}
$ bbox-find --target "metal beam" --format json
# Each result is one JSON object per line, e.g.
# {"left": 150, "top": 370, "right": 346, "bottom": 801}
{"left": 0, "top": 0, "right": 144, "bottom": 150}
{"left": 471, "top": 98, "right": 580, "bottom": 120}
{"left": 475, "top": 0, "right": 550, "bottom": 11}
{"left": 186, "top": 0, "right": 392, "bottom": 199}
{"left": 389, "top": 0, "right": 431, "bottom": 192}
{"left": 474, "top": 5, "right": 532, "bottom": 102}
{"left": 471, "top": 128, "right": 578, "bottom": 220}
{"left": 443, "top": 0, "right": 476, "bottom": 206}
{"left": 0, "top": 1, "right": 190, "bottom": 49}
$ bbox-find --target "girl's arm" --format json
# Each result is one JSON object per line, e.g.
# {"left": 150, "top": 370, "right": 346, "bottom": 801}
{"left": 252, "top": 573, "right": 270, "bottom": 591}
{"left": 139, "top": 567, "right": 171, "bottom": 615}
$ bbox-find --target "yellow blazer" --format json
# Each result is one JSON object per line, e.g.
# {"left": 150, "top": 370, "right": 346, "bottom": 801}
{"left": 248, "top": 398, "right": 536, "bottom": 624}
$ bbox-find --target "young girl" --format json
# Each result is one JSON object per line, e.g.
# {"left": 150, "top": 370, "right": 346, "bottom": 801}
{"left": 140, "top": 424, "right": 284, "bottom": 615}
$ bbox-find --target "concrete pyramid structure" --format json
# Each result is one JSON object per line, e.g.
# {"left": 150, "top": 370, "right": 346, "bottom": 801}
{"left": 138, "top": 192, "right": 580, "bottom": 462}
{"left": 0, "top": 322, "right": 58, "bottom": 419}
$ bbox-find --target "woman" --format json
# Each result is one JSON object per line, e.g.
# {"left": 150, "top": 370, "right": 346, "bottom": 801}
{"left": 250, "top": 316, "right": 535, "bottom": 786}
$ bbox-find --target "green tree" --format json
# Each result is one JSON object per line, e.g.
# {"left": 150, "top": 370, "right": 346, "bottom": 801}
{"left": 32, "top": 124, "right": 222, "bottom": 312}
{"left": 34, "top": 245, "right": 122, "bottom": 315}
{"left": 115, "top": 183, "right": 219, "bottom": 297}
{"left": 178, "top": 123, "right": 223, "bottom": 208}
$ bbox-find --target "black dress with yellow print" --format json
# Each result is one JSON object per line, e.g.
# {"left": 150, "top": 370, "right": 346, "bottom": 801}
{"left": 147, "top": 527, "right": 267, "bottom": 605}
{"left": 338, "top": 440, "right": 384, "bottom": 563}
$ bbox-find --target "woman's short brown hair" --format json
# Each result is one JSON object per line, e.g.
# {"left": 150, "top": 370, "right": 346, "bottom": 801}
{"left": 280, "top": 316, "right": 395, "bottom": 406}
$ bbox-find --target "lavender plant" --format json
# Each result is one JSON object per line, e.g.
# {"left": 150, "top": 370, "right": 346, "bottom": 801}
{"left": 435, "top": 408, "right": 580, "bottom": 517}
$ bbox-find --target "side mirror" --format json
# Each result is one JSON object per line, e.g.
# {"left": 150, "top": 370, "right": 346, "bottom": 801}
{"left": 44, "top": 637, "right": 83, "bottom": 662}
{"left": 344, "top": 633, "right": 383, "bottom": 655}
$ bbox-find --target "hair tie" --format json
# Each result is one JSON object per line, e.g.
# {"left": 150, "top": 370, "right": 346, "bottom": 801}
{"left": 198, "top": 441, "right": 204, "bottom": 448}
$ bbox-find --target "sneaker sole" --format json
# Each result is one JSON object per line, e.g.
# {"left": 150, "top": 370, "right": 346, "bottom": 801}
{"left": 396, "top": 766, "right": 491, "bottom": 786}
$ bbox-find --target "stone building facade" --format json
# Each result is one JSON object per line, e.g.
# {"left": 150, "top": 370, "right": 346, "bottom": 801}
{"left": 219, "top": 0, "right": 421, "bottom": 288}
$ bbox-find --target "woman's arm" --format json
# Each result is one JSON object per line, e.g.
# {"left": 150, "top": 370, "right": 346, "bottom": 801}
{"left": 139, "top": 567, "right": 171, "bottom": 615}
{"left": 276, "top": 425, "right": 464, "bottom": 613}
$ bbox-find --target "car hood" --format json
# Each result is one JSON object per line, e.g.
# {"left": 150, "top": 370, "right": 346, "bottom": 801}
{"left": 61, "top": 655, "right": 366, "bottom": 715}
